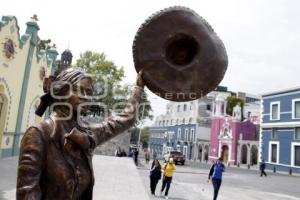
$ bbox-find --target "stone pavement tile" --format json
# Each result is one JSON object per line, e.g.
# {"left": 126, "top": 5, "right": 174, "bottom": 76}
{"left": 91, "top": 155, "right": 150, "bottom": 200}
{"left": 0, "top": 155, "right": 150, "bottom": 200}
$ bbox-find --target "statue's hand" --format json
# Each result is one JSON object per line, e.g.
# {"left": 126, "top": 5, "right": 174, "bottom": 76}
{"left": 64, "top": 128, "right": 90, "bottom": 150}
{"left": 136, "top": 70, "right": 145, "bottom": 88}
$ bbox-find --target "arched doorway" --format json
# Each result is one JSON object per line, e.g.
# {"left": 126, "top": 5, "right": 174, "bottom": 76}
{"left": 221, "top": 145, "right": 229, "bottom": 163}
{"left": 241, "top": 144, "right": 248, "bottom": 164}
{"left": 198, "top": 145, "right": 203, "bottom": 162}
{"left": 250, "top": 145, "right": 258, "bottom": 165}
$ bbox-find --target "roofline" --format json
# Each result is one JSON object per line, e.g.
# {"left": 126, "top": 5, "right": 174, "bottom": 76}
{"left": 262, "top": 86, "right": 300, "bottom": 97}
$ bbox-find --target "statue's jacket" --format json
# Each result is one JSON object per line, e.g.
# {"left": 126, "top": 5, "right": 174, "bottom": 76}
{"left": 16, "top": 86, "right": 143, "bottom": 200}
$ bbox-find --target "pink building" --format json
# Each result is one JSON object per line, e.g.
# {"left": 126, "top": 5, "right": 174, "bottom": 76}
{"left": 209, "top": 95, "right": 259, "bottom": 166}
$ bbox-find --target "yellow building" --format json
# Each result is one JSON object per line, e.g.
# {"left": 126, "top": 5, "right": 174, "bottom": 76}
{"left": 0, "top": 15, "right": 58, "bottom": 158}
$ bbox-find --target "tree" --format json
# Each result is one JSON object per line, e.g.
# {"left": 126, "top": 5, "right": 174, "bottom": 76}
{"left": 226, "top": 96, "right": 244, "bottom": 120}
{"left": 140, "top": 127, "right": 150, "bottom": 148}
{"left": 74, "top": 51, "right": 153, "bottom": 123}
{"left": 130, "top": 127, "right": 139, "bottom": 144}
{"left": 129, "top": 127, "right": 150, "bottom": 148}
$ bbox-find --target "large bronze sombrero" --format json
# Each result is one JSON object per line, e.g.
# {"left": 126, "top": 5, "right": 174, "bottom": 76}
{"left": 133, "top": 6, "right": 228, "bottom": 102}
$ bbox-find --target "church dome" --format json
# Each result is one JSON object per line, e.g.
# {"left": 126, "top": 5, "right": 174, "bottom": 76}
{"left": 61, "top": 49, "right": 73, "bottom": 65}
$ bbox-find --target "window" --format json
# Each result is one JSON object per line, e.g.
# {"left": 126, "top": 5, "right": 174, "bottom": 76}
{"left": 271, "top": 144, "right": 278, "bottom": 163}
{"left": 170, "top": 120, "right": 173, "bottom": 126}
{"left": 182, "top": 118, "right": 185, "bottom": 124}
{"left": 191, "top": 128, "right": 195, "bottom": 141}
{"left": 292, "top": 142, "right": 300, "bottom": 167}
{"left": 183, "top": 146, "right": 188, "bottom": 156}
{"left": 189, "top": 118, "right": 193, "bottom": 123}
{"left": 176, "top": 119, "right": 179, "bottom": 124}
{"left": 166, "top": 120, "right": 169, "bottom": 126}
{"left": 294, "top": 145, "right": 300, "bottom": 166}
{"left": 183, "top": 104, "right": 187, "bottom": 111}
{"left": 177, "top": 105, "right": 180, "bottom": 112}
{"left": 295, "top": 128, "right": 300, "bottom": 140}
{"left": 271, "top": 128, "right": 277, "bottom": 139}
{"left": 185, "top": 129, "right": 189, "bottom": 141}
{"left": 0, "top": 96, "right": 3, "bottom": 117}
{"left": 206, "top": 104, "right": 211, "bottom": 111}
{"left": 269, "top": 142, "right": 279, "bottom": 163}
{"left": 292, "top": 99, "right": 300, "bottom": 119}
{"left": 177, "top": 128, "right": 181, "bottom": 140}
{"left": 270, "top": 102, "right": 280, "bottom": 120}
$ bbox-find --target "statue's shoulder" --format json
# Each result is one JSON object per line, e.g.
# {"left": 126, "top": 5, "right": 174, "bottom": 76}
{"left": 26, "top": 118, "right": 54, "bottom": 139}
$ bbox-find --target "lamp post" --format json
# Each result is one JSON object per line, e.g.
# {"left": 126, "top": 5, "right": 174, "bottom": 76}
{"left": 137, "top": 103, "right": 146, "bottom": 149}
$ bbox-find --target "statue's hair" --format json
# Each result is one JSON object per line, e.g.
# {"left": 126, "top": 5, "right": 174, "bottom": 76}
{"left": 35, "top": 68, "right": 92, "bottom": 116}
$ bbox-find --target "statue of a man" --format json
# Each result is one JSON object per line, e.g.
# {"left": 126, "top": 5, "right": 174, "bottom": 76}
{"left": 232, "top": 103, "right": 242, "bottom": 121}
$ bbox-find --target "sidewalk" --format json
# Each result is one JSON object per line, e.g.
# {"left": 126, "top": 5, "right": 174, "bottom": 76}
{"left": 0, "top": 155, "right": 150, "bottom": 200}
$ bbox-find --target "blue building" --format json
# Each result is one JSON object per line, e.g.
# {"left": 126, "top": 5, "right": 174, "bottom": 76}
{"left": 261, "top": 87, "right": 300, "bottom": 174}
{"left": 149, "top": 124, "right": 198, "bottom": 160}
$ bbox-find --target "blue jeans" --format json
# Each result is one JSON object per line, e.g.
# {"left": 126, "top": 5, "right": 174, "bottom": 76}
{"left": 161, "top": 176, "right": 172, "bottom": 196}
{"left": 212, "top": 178, "right": 222, "bottom": 200}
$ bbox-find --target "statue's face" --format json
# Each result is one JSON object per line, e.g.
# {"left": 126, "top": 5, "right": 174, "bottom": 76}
{"left": 67, "top": 77, "right": 93, "bottom": 113}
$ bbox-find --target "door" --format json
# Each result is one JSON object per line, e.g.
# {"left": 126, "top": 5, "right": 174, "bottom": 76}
{"left": 221, "top": 145, "right": 229, "bottom": 163}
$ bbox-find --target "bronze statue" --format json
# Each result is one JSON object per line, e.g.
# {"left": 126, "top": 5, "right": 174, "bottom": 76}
{"left": 133, "top": 6, "right": 228, "bottom": 101}
{"left": 16, "top": 68, "right": 145, "bottom": 199}
{"left": 17, "top": 6, "right": 228, "bottom": 200}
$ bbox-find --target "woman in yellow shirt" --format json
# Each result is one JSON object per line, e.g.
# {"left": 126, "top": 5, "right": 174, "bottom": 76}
{"left": 160, "top": 158, "right": 176, "bottom": 199}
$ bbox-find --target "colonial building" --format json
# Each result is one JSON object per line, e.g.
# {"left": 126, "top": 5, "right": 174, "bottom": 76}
{"left": 149, "top": 91, "right": 217, "bottom": 161}
{"left": 209, "top": 97, "right": 260, "bottom": 166}
{"left": 0, "top": 15, "right": 59, "bottom": 158}
{"left": 149, "top": 86, "right": 261, "bottom": 163}
{"left": 261, "top": 87, "right": 300, "bottom": 174}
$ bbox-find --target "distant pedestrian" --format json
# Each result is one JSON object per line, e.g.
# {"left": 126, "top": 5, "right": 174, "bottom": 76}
{"left": 164, "top": 153, "right": 170, "bottom": 163}
{"left": 160, "top": 158, "right": 176, "bottom": 199}
{"left": 120, "top": 149, "right": 127, "bottom": 157}
{"left": 153, "top": 151, "right": 157, "bottom": 160}
{"left": 145, "top": 151, "right": 150, "bottom": 164}
{"left": 260, "top": 159, "right": 267, "bottom": 177}
{"left": 208, "top": 158, "right": 225, "bottom": 200}
{"left": 149, "top": 159, "right": 162, "bottom": 196}
{"left": 134, "top": 149, "right": 139, "bottom": 166}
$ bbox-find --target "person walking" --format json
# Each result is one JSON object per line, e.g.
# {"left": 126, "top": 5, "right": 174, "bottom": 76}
{"left": 145, "top": 151, "right": 150, "bottom": 164}
{"left": 260, "top": 159, "right": 267, "bottom": 177}
{"left": 160, "top": 158, "right": 176, "bottom": 199}
{"left": 149, "top": 159, "right": 162, "bottom": 196}
{"left": 134, "top": 149, "right": 139, "bottom": 166}
{"left": 153, "top": 151, "right": 157, "bottom": 160}
{"left": 208, "top": 158, "right": 225, "bottom": 200}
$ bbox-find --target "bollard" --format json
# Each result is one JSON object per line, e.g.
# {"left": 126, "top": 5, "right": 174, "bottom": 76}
{"left": 289, "top": 168, "right": 292, "bottom": 175}
{"left": 237, "top": 162, "right": 240, "bottom": 168}
{"left": 273, "top": 166, "right": 276, "bottom": 173}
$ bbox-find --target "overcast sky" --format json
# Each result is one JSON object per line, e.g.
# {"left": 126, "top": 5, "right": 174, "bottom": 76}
{"left": 2, "top": 0, "right": 300, "bottom": 125}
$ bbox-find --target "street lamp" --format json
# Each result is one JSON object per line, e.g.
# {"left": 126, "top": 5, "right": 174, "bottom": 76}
{"left": 137, "top": 103, "right": 146, "bottom": 149}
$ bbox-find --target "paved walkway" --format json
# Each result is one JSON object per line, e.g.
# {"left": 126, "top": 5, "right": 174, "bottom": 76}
{"left": 138, "top": 159, "right": 300, "bottom": 200}
{"left": 0, "top": 155, "right": 150, "bottom": 200}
